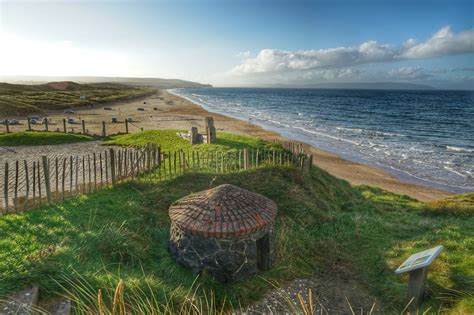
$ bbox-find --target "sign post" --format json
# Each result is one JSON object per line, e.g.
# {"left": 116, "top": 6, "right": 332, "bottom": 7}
{"left": 395, "top": 245, "right": 444, "bottom": 309}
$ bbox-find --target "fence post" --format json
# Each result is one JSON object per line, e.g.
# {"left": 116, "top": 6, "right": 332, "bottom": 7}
{"left": 63, "top": 119, "right": 67, "bottom": 133}
{"left": 5, "top": 120, "right": 10, "bottom": 133}
{"left": 243, "top": 148, "right": 248, "bottom": 170}
{"left": 82, "top": 120, "right": 86, "bottom": 134}
{"left": 4, "top": 162, "right": 9, "bottom": 212}
{"left": 44, "top": 118, "right": 49, "bottom": 132}
{"left": 125, "top": 119, "right": 129, "bottom": 134}
{"left": 14, "top": 160, "right": 19, "bottom": 211}
{"left": 110, "top": 149, "right": 116, "bottom": 184}
{"left": 102, "top": 121, "right": 106, "bottom": 137}
{"left": 24, "top": 160, "right": 30, "bottom": 210}
{"left": 28, "top": 118, "right": 32, "bottom": 131}
{"left": 42, "top": 156, "right": 52, "bottom": 204}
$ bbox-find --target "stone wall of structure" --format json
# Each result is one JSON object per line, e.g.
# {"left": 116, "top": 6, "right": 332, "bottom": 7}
{"left": 169, "top": 223, "right": 273, "bottom": 282}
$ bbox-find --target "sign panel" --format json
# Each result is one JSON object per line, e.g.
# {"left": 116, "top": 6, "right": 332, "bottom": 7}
{"left": 395, "top": 245, "right": 443, "bottom": 274}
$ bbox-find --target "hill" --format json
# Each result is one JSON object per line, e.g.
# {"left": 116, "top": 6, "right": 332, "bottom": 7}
{"left": 0, "top": 130, "right": 472, "bottom": 313}
{"left": 0, "top": 81, "right": 156, "bottom": 116}
{"left": 1, "top": 75, "right": 212, "bottom": 89}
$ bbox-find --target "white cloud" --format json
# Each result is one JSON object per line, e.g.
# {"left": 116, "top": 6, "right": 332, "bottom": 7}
{"left": 230, "top": 26, "right": 474, "bottom": 75}
{"left": 387, "top": 66, "right": 431, "bottom": 80}
{"left": 401, "top": 26, "right": 474, "bottom": 58}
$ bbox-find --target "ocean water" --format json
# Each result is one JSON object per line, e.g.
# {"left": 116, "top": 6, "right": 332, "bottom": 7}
{"left": 170, "top": 88, "right": 474, "bottom": 193}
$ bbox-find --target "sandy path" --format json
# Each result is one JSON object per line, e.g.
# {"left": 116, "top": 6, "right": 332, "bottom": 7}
{"left": 1, "top": 90, "right": 453, "bottom": 201}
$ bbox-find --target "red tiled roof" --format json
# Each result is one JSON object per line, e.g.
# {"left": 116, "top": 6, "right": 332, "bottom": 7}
{"left": 169, "top": 184, "right": 277, "bottom": 238}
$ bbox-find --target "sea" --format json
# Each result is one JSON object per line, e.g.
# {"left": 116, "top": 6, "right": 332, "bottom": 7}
{"left": 170, "top": 88, "right": 474, "bottom": 193}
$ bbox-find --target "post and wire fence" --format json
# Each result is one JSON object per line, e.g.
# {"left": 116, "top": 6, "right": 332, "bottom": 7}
{"left": 0, "top": 142, "right": 313, "bottom": 215}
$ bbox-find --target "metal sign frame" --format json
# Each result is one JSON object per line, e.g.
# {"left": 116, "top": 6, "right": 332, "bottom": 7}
{"left": 395, "top": 245, "right": 444, "bottom": 274}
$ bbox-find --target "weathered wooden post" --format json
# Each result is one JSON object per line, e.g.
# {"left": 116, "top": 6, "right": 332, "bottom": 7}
{"left": 42, "top": 156, "right": 52, "bottom": 204}
{"left": 5, "top": 119, "right": 10, "bottom": 133}
{"left": 110, "top": 149, "right": 116, "bottom": 184}
{"left": 395, "top": 245, "right": 444, "bottom": 310}
{"left": 82, "top": 120, "right": 86, "bottom": 134}
{"left": 205, "top": 117, "right": 216, "bottom": 144}
{"left": 189, "top": 127, "right": 199, "bottom": 144}
{"left": 44, "top": 118, "right": 49, "bottom": 131}
{"left": 63, "top": 119, "right": 67, "bottom": 133}
{"left": 27, "top": 118, "right": 32, "bottom": 131}
{"left": 303, "top": 154, "right": 313, "bottom": 172}
{"left": 102, "top": 121, "right": 106, "bottom": 137}
{"left": 125, "top": 119, "right": 129, "bottom": 134}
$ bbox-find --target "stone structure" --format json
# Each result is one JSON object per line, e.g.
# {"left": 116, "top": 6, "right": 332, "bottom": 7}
{"left": 189, "top": 127, "right": 199, "bottom": 144}
{"left": 205, "top": 117, "right": 216, "bottom": 144}
{"left": 169, "top": 184, "right": 277, "bottom": 282}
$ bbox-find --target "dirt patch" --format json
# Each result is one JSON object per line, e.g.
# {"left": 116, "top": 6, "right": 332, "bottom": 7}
{"left": 246, "top": 273, "right": 380, "bottom": 314}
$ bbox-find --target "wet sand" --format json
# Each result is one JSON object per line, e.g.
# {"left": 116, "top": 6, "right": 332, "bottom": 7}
{"left": 4, "top": 89, "right": 454, "bottom": 201}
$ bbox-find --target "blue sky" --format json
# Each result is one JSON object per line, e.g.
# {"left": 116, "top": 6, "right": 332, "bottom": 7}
{"left": 0, "top": 0, "right": 473, "bottom": 88}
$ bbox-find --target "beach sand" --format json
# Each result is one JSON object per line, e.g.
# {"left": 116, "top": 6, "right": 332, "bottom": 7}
{"left": 7, "top": 89, "right": 454, "bottom": 202}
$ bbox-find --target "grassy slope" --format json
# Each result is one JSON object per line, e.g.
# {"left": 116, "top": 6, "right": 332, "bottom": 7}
{"left": 0, "top": 131, "right": 472, "bottom": 313}
{"left": 105, "top": 129, "right": 283, "bottom": 152}
{"left": 0, "top": 131, "right": 94, "bottom": 146}
{"left": 0, "top": 81, "right": 156, "bottom": 116}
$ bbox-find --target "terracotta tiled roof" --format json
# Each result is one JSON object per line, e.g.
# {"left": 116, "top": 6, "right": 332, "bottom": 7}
{"left": 169, "top": 184, "right": 277, "bottom": 238}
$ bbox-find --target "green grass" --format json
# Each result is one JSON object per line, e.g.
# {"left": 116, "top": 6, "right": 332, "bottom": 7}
{"left": 0, "top": 171, "right": 472, "bottom": 313}
{"left": 0, "top": 131, "right": 94, "bottom": 146}
{"left": 105, "top": 129, "right": 281, "bottom": 152}
{"left": 0, "top": 81, "right": 156, "bottom": 116}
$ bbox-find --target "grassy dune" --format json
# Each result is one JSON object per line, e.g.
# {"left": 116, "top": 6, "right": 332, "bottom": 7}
{"left": 0, "top": 131, "right": 472, "bottom": 313}
{"left": 0, "top": 131, "right": 94, "bottom": 146}
{"left": 0, "top": 81, "right": 156, "bottom": 116}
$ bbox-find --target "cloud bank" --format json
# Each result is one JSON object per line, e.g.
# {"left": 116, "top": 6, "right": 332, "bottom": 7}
{"left": 230, "top": 26, "right": 474, "bottom": 75}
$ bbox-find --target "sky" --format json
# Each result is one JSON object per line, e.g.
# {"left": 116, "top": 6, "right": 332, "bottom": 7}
{"left": 0, "top": 0, "right": 473, "bottom": 89}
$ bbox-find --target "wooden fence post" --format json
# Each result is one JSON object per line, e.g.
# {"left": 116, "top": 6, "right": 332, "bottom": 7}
{"left": 63, "top": 119, "right": 67, "bottom": 133}
{"left": 14, "top": 160, "right": 19, "bottom": 211}
{"left": 42, "top": 156, "right": 52, "bottom": 204}
{"left": 125, "top": 119, "right": 129, "bottom": 134}
{"left": 5, "top": 120, "right": 10, "bottom": 133}
{"left": 44, "top": 118, "right": 49, "bottom": 132}
{"left": 82, "top": 120, "right": 86, "bottom": 134}
{"left": 62, "top": 158, "right": 66, "bottom": 201}
{"left": 102, "top": 121, "right": 106, "bottom": 137}
{"left": 110, "top": 149, "right": 116, "bottom": 184}
{"left": 24, "top": 160, "right": 30, "bottom": 210}
{"left": 244, "top": 148, "right": 248, "bottom": 170}
{"left": 4, "top": 162, "right": 9, "bottom": 212}
{"left": 27, "top": 118, "right": 32, "bottom": 131}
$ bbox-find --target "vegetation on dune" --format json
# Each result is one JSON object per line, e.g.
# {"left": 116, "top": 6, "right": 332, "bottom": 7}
{"left": 0, "top": 131, "right": 472, "bottom": 313}
{"left": 0, "top": 174, "right": 472, "bottom": 312}
{"left": 105, "top": 129, "right": 282, "bottom": 152}
{"left": 0, "top": 131, "right": 94, "bottom": 146}
{"left": 0, "top": 81, "right": 156, "bottom": 116}
{"left": 427, "top": 192, "right": 474, "bottom": 216}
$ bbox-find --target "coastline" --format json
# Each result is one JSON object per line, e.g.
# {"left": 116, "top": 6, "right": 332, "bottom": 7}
{"left": 5, "top": 88, "right": 454, "bottom": 202}
{"left": 164, "top": 89, "right": 455, "bottom": 202}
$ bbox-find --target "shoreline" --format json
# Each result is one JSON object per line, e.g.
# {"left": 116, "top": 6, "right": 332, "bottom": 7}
{"left": 169, "top": 89, "right": 472, "bottom": 194}
{"left": 1, "top": 89, "right": 456, "bottom": 202}
{"left": 164, "top": 89, "right": 455, "bottom": 202}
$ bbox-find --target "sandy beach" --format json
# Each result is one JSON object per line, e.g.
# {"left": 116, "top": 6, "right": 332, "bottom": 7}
{"left": 5, "top": 89, "right": 454, "bottom": 202}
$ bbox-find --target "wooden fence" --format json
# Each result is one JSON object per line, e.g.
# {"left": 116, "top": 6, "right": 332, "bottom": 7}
{"left": 0, "top": 144, "right": 312, "bottom": 215}
{"left": 2, "top": 117, "right": 141, "bottom": 136}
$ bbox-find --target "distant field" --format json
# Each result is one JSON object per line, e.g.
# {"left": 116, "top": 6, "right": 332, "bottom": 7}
{"left": 0, "top": 81, "right": 156, "bottom": 116}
